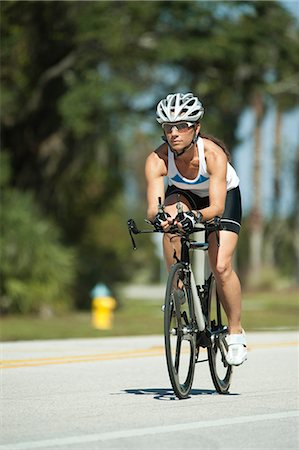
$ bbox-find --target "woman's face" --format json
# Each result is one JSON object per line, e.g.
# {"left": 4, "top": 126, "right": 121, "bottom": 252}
{"left": 163, "top": 122, "right": 200, "bottom": 151}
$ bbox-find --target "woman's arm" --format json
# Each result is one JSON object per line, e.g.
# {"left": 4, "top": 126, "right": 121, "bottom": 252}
{"left": 145, "top": 149, "right": 168, "bottom": 222}
{"left": 195, "top": 140, "right": 227, "bottom": 221}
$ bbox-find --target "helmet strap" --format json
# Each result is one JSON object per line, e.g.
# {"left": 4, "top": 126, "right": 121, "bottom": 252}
{"left": 162, "top": 130, "right": 200, "bottom": 158}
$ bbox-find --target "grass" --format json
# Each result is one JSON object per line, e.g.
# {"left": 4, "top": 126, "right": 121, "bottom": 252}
{"left": 241, "top": 289, "right": 299, "bottom": 331}
{"left": 1, "top": 290, "right": 298, "bottom": 341}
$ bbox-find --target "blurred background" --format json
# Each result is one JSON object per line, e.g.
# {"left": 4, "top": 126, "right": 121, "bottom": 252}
{"left": 1, "top": 0, "right": 298, "bottom": 340}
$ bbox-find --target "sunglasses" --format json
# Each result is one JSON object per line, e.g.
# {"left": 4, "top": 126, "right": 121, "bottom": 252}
{"left": 162, "top": 122, "right": 195, "bottom": 134}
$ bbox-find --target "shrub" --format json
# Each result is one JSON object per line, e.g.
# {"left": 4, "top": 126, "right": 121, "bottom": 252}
{"left": 0, "top": 188, "right": 76, "bottom": 314}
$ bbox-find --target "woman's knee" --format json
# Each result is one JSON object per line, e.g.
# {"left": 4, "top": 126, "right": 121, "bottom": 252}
{"left": 163, "top": 233, "right": 180, "bottom": 251}
{"left": 208, "top": 231, "right": 238, "bottom": 283}
{"left": 212, "top": 259, "right": 232, "bottom": 282}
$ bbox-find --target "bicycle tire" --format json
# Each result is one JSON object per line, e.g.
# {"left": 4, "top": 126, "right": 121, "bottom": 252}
{"left": 207, "top": 275, "right": 232, "bottom": 394}
{"left": 164, "top": 263, "right": 196, "bottom": 399}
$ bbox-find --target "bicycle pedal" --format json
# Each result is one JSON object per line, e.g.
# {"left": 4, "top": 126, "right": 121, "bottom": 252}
{"left": 196, "top": 331, "right": 212, "bottom": 348}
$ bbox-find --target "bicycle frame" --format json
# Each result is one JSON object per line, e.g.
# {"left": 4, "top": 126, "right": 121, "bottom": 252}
{"left": 180, "top": 234, "right": 208, "bottom": 333}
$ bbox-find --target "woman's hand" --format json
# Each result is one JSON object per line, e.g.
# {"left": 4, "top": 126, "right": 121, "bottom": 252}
{"left": 174, "top": 211, "right": 197, "bottom": 233}
{"left": 153, "top": 212, "right": 173, "bottom": 231}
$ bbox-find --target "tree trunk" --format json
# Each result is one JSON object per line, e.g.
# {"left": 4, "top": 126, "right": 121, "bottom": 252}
{"left": 265, "top": 107, "right": 282, "bottom": 266}
{"left": 249, "top": 92, "right": 264, "bottom": 278}
{"left": 274, "top": 108, "right": 282, "bottom": 202}
{"left": 295, "top": 144, "right": 299, "bottom": 284}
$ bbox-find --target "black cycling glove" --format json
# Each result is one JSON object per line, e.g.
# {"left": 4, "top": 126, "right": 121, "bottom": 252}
{"left": 153, "top": 212, "right": 171, "bottom": 231}
{"left": 176, "top": 211, "right": 197, "bottom": 233}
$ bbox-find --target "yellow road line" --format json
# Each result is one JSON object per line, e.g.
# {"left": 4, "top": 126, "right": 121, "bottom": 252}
{"left": 1, "top": 347, "right": 165, "bottom": 363}
{"left": 0, "top": 341, "right": 297, "bottom": 370}
{"left": 248, "top": 341, "right": 298, "bottom": 349}
{"left": 0, "top": 347, "right": 166, "bottom": 369}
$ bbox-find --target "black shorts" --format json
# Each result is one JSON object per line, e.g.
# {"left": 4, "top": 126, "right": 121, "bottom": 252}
{"left": 165, "top": 185, "right": 242, "bottom": 234}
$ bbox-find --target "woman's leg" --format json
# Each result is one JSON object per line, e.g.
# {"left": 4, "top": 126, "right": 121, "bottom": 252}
{"left": 208, "top": 230, "right": 242, "bottom": 334}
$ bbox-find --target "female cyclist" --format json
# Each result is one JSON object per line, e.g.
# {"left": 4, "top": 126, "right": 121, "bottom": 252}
{"left": 145, "top": 92, "right": 247, "bottom": 366}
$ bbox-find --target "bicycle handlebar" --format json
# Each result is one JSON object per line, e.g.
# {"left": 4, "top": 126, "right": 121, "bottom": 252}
{"left": 127, "top": 198, "right": 221, "bottom": 250}
{"left": 127, "top": 218, "right": 221, "bottom": 250}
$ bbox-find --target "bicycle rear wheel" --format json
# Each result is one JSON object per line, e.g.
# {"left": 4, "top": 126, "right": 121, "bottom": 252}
{"left": 207, "top": 275, "right": 232, "bottom": 394}
{"left": 164, "top": 263, "right": 196, "bottom": 399}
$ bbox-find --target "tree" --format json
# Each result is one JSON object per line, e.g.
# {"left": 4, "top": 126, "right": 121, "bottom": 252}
{"left": 249, "top": 91, "right": 264, "bottom": 274}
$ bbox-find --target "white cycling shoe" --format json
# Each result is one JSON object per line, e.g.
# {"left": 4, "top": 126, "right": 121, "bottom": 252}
{"left": 225, "top": 330, "right": 247, "bottom": 366}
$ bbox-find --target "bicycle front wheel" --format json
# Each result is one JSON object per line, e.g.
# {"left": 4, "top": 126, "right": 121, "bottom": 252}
{"left": 207, "top": 276, "right": 232, "bottom": 394}
{"left": 164, "top": 263, "right": 196, "bottom": 399}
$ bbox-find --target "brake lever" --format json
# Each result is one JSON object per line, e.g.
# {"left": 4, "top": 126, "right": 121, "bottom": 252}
{"left": 127, "top": 219, "right": 139, "bottom": 250}
{"left": 176, "top": 194, "right": 184, "bottom": 221}
{"left": 127, "top": 218, "right": 139, "bottom": 234}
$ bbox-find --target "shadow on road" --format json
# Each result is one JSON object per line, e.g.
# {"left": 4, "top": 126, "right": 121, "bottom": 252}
{"left": 123, "top": 388, "right": 223, "bottom": 401}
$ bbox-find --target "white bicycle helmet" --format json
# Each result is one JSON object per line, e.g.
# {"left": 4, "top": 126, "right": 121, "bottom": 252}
{"left": 156, "top": 92, "right": 204, "bottom": 124}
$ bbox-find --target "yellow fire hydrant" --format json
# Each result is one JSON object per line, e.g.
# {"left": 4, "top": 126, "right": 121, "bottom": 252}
{"left": 91, "top": 284, "right": 116, "bottom": 330}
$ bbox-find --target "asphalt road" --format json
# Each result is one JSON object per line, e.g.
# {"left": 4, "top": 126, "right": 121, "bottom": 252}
{"left": 1, "top": 331, "right": 298, "bottom": 450}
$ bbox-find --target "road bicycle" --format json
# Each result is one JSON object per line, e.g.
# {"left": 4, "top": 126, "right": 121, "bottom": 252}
{"left": 127, "top": 199, "right": 232, "bottom": 399}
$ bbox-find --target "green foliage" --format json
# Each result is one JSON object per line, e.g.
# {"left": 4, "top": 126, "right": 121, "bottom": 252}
{"left": 0, "top": 155, "right": 76, "bottom": 314}
{"left": 0, "top": 151, "right": 11, "bottom": 186}
{"left": 58, "top": 73, "right": 101, "bottom": 138}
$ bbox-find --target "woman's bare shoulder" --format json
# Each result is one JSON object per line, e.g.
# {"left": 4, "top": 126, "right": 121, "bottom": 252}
{"left": 146, "top": 143, "right": 168, "bottom": 175}
{"left": 203, "top": 138, "right": 227, "bottom": 162}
